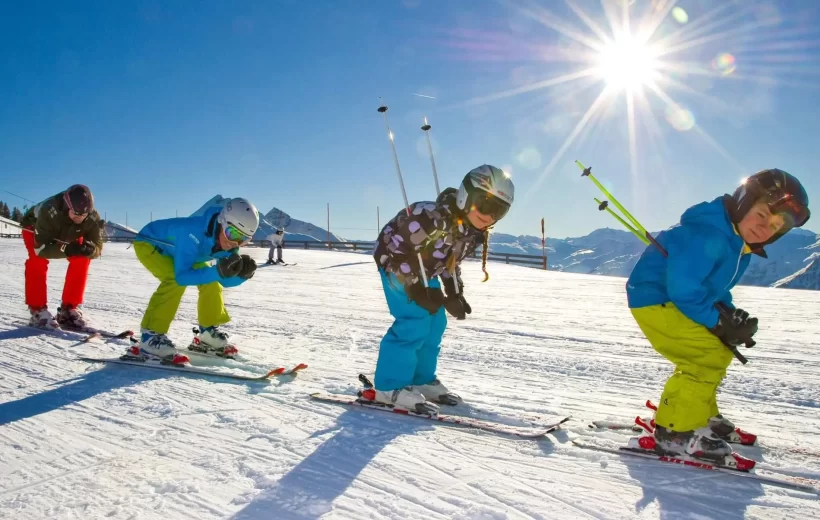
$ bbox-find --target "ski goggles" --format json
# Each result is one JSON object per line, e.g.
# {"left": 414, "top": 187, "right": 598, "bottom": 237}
{"left": 769, "top": 194, "right": 810, "bottom": 229}
{"left": 472, "top": 195, "right": 511, "bottom": 221}
{"left": 223, "top": 223, "right": 252, "bottom": 244}
{"left": 757, "top": 182, "right": 810, "bottom": 228}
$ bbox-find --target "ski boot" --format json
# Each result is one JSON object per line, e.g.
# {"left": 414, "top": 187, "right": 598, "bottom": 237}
{"left": 189, "top": 326, "right": 239, "bottom": 358}
{"left": 413, "top": 378, "right": 461, "bottom": 405}
{"left": 633, "top": 425, "right": 755, "bottom": 471}
{"left": 57, "top": 304, "right": 87, "bottom": 329}
{"left": 29, "top": 306, "right": 59, "bottom": 329}
{"left": 128, "top": 330, "right": 189, "bottom": 365}
{"left": 363, "top": 386, "right": 440, "bottom": 415}
{"left": 643, "top": 402, "right": 757, "bottom": 446}
{"left": 708, "top": 414, "right": 757, "bottom": 445}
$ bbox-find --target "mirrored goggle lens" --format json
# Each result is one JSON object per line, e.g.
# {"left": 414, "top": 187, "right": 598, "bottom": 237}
{"left": 768, "top": 193, "right": 810, "bottom": 228}
{"left": 224, "top": 224, "right": 251, "bottom": 243}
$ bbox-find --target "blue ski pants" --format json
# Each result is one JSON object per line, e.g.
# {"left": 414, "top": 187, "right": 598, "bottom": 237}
{"left": 374, "top": 270, "right": 448, "bottom": 391}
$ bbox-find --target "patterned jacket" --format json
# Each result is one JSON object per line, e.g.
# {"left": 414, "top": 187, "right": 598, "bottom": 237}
{"left": 374, "top": 189, "right": 487, "bottom": 287}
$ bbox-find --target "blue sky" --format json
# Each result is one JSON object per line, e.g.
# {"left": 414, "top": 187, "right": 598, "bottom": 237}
{"left": 1, "top": 0, "right": 818, "bottom": 240}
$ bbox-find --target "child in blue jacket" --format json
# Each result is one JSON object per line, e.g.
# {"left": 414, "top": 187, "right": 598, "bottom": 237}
{"left": 133, "top": 197, "right": 260, "bottom": 361}
{"left": 627, "top": 169, "right": 810, "bottom": 461}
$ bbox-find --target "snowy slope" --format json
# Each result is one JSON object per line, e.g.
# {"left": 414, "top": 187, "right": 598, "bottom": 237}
{"left": 0, "top": 238, "right": 819, "bottom": 519}
{"left": 773, "top": 239, "right": 820, "bottom": 289}
{"left": 774, "top": 255, "right": 820, "bottom": 289}
{"left": 103, "top": 221, "right": 139, "bottom": 238}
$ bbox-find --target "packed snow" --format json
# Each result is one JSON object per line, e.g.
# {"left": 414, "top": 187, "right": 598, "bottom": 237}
{"left": 0, "top": 239, "right": 818, "bottom": 520}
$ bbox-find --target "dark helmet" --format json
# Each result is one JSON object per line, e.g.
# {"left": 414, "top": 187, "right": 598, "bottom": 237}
{"left": 63, "top": 184, "right": 94, "bottom": 215}
{"left": 728, "top": 168, "right": 810, "bottom": 246}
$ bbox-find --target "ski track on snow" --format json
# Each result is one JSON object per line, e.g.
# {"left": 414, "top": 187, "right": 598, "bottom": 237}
{"left": 0, "top": 240, "right": 818, "bottom": 519}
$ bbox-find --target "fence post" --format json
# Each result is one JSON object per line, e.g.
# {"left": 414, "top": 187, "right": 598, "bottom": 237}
{"left": 541, "top": 217, "right": 548, "bottom": 270}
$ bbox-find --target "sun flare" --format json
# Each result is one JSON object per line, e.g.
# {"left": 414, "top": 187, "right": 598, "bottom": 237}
{"left": 452, "top": 0, "right": 816, "bottom": 196}
{"left": 595, "top": 34, "right": 660, "bottom": 91}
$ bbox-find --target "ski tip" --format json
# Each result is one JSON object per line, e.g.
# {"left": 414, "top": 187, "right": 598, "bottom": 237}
{"left": 269, "top": 367, "right": 286, "bottom": 376}
{"left": 293, "top": 363, "right": 308, "bottom": 371}
{"left": 117, "top": 330, "right": 135, "bottom": 339}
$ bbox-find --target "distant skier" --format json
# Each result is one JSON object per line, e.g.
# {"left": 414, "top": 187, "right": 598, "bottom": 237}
{"left": 20, "top": 184, "right": 103, "bottom": 330}
{"left": 266, "top": 228, "right": 284, "bottom": 265}
{"left": 132, "top": 197, "right": 260, "bottom": 363}
{"left": 626, "top": 169, "right": 810, "bottom": 461}
{"left": 371, "top": 165, "right": 515, "bottom": 414}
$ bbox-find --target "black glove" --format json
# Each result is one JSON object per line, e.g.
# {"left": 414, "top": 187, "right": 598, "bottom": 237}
{"left": 406, "top": 283, "right": 445, "bottom": 315}
{"left": 63, "top": 241, "right": 95, "bottom": 257}
{"left": 711, "top": 307, "right": 758, "bottom": 348}
{"left": 216, "top": 254, "right": 243, "bottom": 278}
{"left": 237, "top": 254, "right": 257, "bottom": 280}
{"left": 441, "top": 276, "right": 472, "bottom": 320}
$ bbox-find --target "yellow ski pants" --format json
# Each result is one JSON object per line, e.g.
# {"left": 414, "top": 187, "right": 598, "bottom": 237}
{"left": 134, "top": 241, "right": 230, "bottom": 334}
{"left": 631, "top": 303, "right": 734, "bottom": 432}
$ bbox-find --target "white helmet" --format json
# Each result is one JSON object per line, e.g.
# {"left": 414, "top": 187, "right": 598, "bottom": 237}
{"left": 456, "top": 165, "right": 514, "bottom": 220}
{"left": 218, "top": 198, "right": 260, "bottom": 240}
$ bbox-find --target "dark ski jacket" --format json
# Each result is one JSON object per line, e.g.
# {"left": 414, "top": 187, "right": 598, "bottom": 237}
{"left": 21, "top": 191, "right": 104, "bottom": 259}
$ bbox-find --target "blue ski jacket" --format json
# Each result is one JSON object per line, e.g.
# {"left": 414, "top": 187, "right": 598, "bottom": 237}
{"left": 626, "top": 197, "right": 752, "bottom": 328}
{"left": 136, "top": 205, "right": 245, "bottom": 288}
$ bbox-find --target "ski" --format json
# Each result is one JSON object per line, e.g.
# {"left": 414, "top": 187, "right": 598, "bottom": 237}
{"left": 589, "top": 418, "right": 649, "bottom": 432}
{"left": 572, "top": 438, "right": 819, "bottom": 493}
{"left": 61, "top": 324, "right": 134, "bottom": 340}
{"left": 17, "top": 321, "right": 133, "bottom": 343}
{"left": 271, "top": 363, "right": 309, "bottom": 376}
{"left": 310, "top": 391, "right": 569, "bottom": 438}
{"left": 78, "top": 356, "right": 290, "bottom": 382}
{"left": 589, "top": 420, "right": 641, "bottom": 431}
{"left": 588, "top": 418, "right": 820, "bottom": 459}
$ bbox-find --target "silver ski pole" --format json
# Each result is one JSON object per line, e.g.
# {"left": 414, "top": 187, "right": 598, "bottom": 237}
{"left": 421, "top": 115, "right": 460, "bottom": 294}
{"left": 421, "top": 116, "right": 441, "bottom": 196}
{"left": 102, "top": 221, "right": 174, "bottom": 248}
{"left": 378, "top": 100, "right": 430, "bottom": 288}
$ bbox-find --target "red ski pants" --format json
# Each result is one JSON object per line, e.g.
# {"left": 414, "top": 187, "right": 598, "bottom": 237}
{"left": 23, "top": 227, "right": 90, "bottom": 309}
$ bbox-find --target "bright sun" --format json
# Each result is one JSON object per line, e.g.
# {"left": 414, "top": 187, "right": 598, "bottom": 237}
{"left": 595, "top": 34, "right": 660, "bottom": 91}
